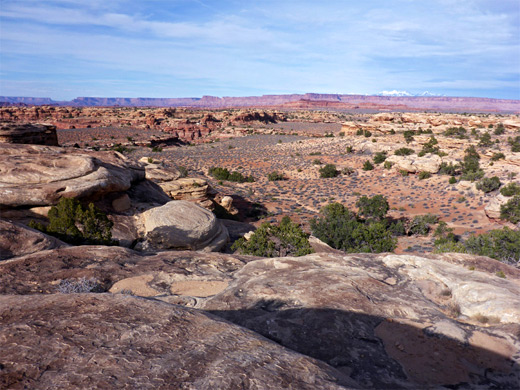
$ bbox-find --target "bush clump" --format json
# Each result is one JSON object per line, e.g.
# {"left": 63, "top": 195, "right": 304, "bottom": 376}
{"left": 461, "top": 145, "right": 484, "bottom": 181}
{"left": 231, "top": 216, "right": 313, "bottom": 257}
{"left": 29, "top": 197, "right": 115, "bottom": 245}
{"left": 444, "top": 126, "right": 467, "bottom": 139}
{"left": 310, "top": 202, "right": 396, "bottom": 253}
{"left": 476, "top": 176, "right": 501, "bottom": 193}
{"left": 491, "top": 152, "right": 505, "bottom": 161}
{"left": 395, "top": 147, "right": 414, "bottom": 156}
{"left": 417, "top": 136, "right": 440, "bottom": 157}
{"left": 373, "top": 151, "right": 387, "bottom": 164}
{"left": 478, "top": 132, "right": 493, "bottom": 147}
{"left": 500, "top": 195, "right": 520, "bottom": 224}
{"left": 418, "top": 171, "right": 431, "bottom": 180}
{"left": 319, "top": 164, "right": 339, "bottom": 178}
{"left": 493, "top": 123, "right": 505, "bottom": 135}
{"left": 508, "top": 136, "right": 520, "bottom": 152}
{"left": 500, "top": 182, "right": 520, "bottom": 197}
{"left": 363, "top": 160, "right": 374, "bottom": 171}
{"left": 208, "top": 166, "right": 254, "bottom": 183}
{"left": 435, "top": 227, "right": 520, "bottom": 266}
{"left": 268, "top": 171, "right": 285, "bottom": 181}
{"left": 356, "top": 195, "right": 389, "bottom": 221}
{"left": 438, "top": 162, "right": 461, "bottom": 176}
{"left": 407, "top": 214, "right": 439, "bottom": 236}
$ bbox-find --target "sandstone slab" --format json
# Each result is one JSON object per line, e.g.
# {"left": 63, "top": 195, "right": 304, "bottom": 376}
{"left": 0, "top": 144, "right": 144, "bottom": 207}
{"left": 0, "top": 294, "right": 355, "bottom": 389}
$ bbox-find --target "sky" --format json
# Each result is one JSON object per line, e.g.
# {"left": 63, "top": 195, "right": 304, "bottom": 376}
{"left": 0, "top": 0, "right": 519, "bottom": 100}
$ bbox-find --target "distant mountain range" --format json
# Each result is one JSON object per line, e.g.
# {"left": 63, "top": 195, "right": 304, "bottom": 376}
{"left": 1, "top": 93, "right": 518, "bottom": 113}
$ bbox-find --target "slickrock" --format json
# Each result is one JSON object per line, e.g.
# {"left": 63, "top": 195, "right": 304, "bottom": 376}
{"left": 139, "top": 200, "right": 229, "bottom": 252}
{"left": 0, "top": 122, "right": 58, "bottom": 145}
{"left": 0, "top": 246, "right": 250, "bottom": 296}
{"left": 485, "top": 193, "right": 509, "bottom": 219}
{"left": 0, "top": 219, "right": 66, "bottom": 260}
{"left": 386, "top": 153, "right": 442, "bottom": 173}
{"left": 0, "top": 294, "right": 355, "bottom": 390}
{"left": 0, "top": 143, "right": 144, "bottom": 207}
{"left": 202, "top": 253, "right": 520, "bottom": 388}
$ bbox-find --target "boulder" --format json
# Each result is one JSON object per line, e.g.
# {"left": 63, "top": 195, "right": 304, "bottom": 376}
{"left": 0, "top": 144, "right": 144, "bottom": 207}
{"left": 140, "top": 200, "right": 228, "bottom": 252}
{"left": 202, "top": 253, "right": 520, "bottom": 389}
{"left": 0, "top": 219, "right": 66, "bottom": 260}
{"left": 485, "top": 193, "right": 509, "bottom": 219}
{"left": 0, "top": 122, "right": 58, "bottom": 146}
{"left": 386, "top": 153, "right": 442, "bottom": 173}
{"left": 0, "top": 294, "right": 355, "bottom": 389}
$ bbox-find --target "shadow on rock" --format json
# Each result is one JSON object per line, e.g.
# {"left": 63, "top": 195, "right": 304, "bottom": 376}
{"left": 209, "top": 305, "right": 520, "bottom": 389}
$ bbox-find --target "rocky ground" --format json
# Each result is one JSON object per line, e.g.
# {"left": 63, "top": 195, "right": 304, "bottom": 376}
{"left": 1, "top": 109, "right": 520, "bottom": 389}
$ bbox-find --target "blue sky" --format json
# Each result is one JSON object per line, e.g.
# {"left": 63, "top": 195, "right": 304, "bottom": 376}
{"left": 0, "top": 0, "right": 519, "bottom": 100}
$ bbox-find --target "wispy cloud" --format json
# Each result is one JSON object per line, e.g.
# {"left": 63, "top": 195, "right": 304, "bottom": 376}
{"left": 0, "top": 0, "right": 518, "bottom": 99}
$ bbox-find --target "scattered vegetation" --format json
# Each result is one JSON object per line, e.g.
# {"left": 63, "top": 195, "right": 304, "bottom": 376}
{"left": 29, "top": 197, "right": 115, "bottom": 245}
{"left": 500, "top": 195, "right": 520, "bottom": 224}
{"left": 461, "top": 145, "right": 484, "bottom": 181}
{"left": 268, "top": 171, "right": 286, "bottom": 181}
{"left": 418, "top": 171, "right": 432, "bottom": 180}
{"left": 319, "top": 164, "right": 339, "bottom": 178}
{"left": 232, "top": 216, "right": 313, "bottom": 257}
{"left": 444, "top": 126, "right": 467, "bottom": 139}
{"left": 476, "top": 176, "right": 501, "bottom": 193}
{"left": 373, "top": 151, "right": 387, "bottom": 164}
{"left": 490, "top": 152, "right": 505, "bottom": 161}
{"left": 438, "top": 162, "right": 461, "bottom": 176}
{"left": 208, "top": 167, "right": 254, "bottom": 183}
{"left": 508, "top": 136, "right": 520, "bottom": 152}
{"left": 57, "top": 277, "right": 103, "bottom": 293}
{"left": 363, "top": 160, "right": 374, "bottom": 171}
{"left": 394, "top": 147, "right": 414, "bottom": 156}
{"left": 407, "top": 214, "right": 439, "bottom": 236}
{"left": 493, "top": 123, "right": 505, "bottom": 135}
{"left": 418, "top": 136, "right": 440, "bottom": 157}
{"left": 310, "top": 200, "right": 397, "bottom": 253}
{"left": 435, "top": 227, "right": 520, "bottom": 266}
{"left": 500, "top": 182, "right": 520, "bottom": 197}
{"left": 478, "top": 132, "right": 493, "bottom": 147}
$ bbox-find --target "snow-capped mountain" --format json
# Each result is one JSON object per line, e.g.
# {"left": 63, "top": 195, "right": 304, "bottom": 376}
{"left": 377, "top": 90, "right": 444, "bottom": 97}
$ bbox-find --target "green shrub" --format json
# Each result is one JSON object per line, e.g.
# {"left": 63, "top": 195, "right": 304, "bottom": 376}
{"left": 399, "top": 169, "right": 409, "bottom": 176}
{"left": 508, "top": 136, "right": 520, "bottom": 152}
{"left": 438, "top": 162, "right": 461, "bottom": 176}
{"left": 346, "top": 146, "right": 354, "bottom": 153}
{"left": 461, "top": 145, "right": 484, "bottom": 181}
{"left": 500, "top": 195, "right": 520, "bottom": 224}
{"left": 478, "top": 132, "right": 493, "bottom": 147}
{"left": 363, "top": 160, "right": 374, "bottom": 171}
{"left": 403, "top": 131, "right": 415, "bottom": 143}
{"left": 476, "top": 176, "right": 501, "bottom": 193}
{"left": 231, "top": 216, "right": 313, "bottom": 257}
{"left": 310, "top": 203, "right": 396, "bottom": 253}
{"left": 462, "top": 228, "right": 520, "bottom": 265}
{"left": 364, "top": 130, "right": 372, "bottom": 138}
{"left": 449, "top": 176, "right": 457, "bottom": 184}
{"left": 356, "top": 195, "right": 389, "bottom": 221}
{"left": 383, "top": 161, "right": 393, "bottom": 169}
{"left": 500, "top": 182, "right": 520, "bottom": 197}
{"left": 394, "top": 147, "right": 414, "bottom": 156}
{"left": 319, "top": 164, "right": 339, "bottom": 178}
{"left": 408, "top": 214, "right": 439, "bottom": 236}
{"left": 209, "top": 167, "right": 254, "bottom": 183}
{"left": 493, "top": 123, "right": 505, "bottom": 135}
{"left": 312, "top": 159, "right": 322, "bottom": 165}
{"left": 444, "top": 126, "right": 467, "bottom": 139}
{"left": 418, "top": 171, "right": 431, "bottom": 180}
{"left": 28, "top": 197, "right": 114, "bottom": 245}
{"left": 491, "top": 152, "right": 505, "bottom": 161}
{"left": 373, "top": 151, "right": 387, "bottom": 164}
{"left": 418, "top": 136, "right": 440, "bottom": 156}
{"left": 268, "top": 171, "right": 285, "bottom": 181}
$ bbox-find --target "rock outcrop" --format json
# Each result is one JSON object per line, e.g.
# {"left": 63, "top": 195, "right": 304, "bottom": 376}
{"left": 386, "top": 153, "right": 442, "bottom": 173}
{"left": 202, "top": 253, "right": 520, "bottom": 389}
{"left": 0, "top": 122, "right": 58, "bottom": 145}
{"left": 0, "top": 219, "right": 66, "bottom": 260}
{"left": 139, "top": 200, "right": 228, "bottom": 252}
{"left": 0, "top": 144, "right": 144, "bottom": 207}
{"left": 0, "top": 294, "right": 355, "bottom": 389}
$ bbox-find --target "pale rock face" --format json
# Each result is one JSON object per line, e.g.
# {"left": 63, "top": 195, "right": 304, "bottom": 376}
{"left": 386, "top": 153, "right": 442, "bottom": 173}
{"left": 140, "top": 200, "right": 228, "bottom": 252}
{"left": 485, "top": 193, "right": 509, "bottom": 219}
{"left": 0, "top": 144, "right": 144, "bottom": 206}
